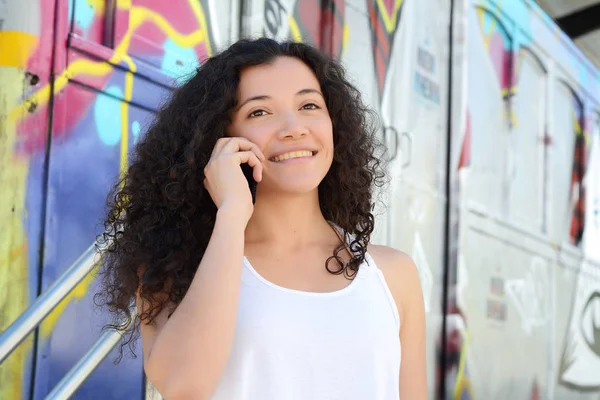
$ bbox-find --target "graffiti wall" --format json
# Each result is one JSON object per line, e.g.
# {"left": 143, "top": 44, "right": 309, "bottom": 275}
{"left": 0, "top": 0, "right": 236, "bottom": 398}
{"left": 1, "top": 0, "right": 600, "bottom": 399}
{"left": 449, "top": 0, "right": 600, "bottom": 399}
{"left": 1, "top": 1, "right": 54, "bottom": 399}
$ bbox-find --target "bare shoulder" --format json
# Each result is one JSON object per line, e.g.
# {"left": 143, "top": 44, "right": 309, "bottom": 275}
{"left": 367, "top": 244, "right": 423, "bottom": 321}
{"left": 367, "top": 244, "right": 419, "bottom": 283}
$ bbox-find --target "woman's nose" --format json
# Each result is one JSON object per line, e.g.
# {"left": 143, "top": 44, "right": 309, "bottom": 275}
{"left": 277, "top": 113, "right": 308, "bottom": 139}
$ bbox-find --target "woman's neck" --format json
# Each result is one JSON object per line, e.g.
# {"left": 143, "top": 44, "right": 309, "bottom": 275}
{"left": 244, "top": 189, "right": 333, "bottom": 249}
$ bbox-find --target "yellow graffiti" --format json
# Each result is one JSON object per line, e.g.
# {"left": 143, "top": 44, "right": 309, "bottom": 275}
{"left": 573, "top": 112, "right": 582, "bottom": 135}
{"left": 0, "top": 66, "right": 36, "bottom": 400}
{"left": 87, "top": 0, "right": 106, "bottom": 14}
{"left": 453, "top": 330, "right": 475, "bottom": 399}
{"left": 507, "top": 108, "right": 519, "bottom": 127}
{"left": 120, "top": 70, "right": 135, "bottom": 175}
{"left": 0, "top": 243, "right": 26, "bottom": 267}
{"left": 129, "top": 7, "right": 208, "bottom": 48}
{"left": 477, "top": 9, "right": 487, "bottom": 48}
{"left": 3, "top": 2, "right": 212, "bottom": 397}
{"left": 288, "top": 15, "right": 303, "bottom": 42}
{"left": 10, "top": 3, "right": 211, "bottom": 125}
{"left": 376, "top": 0, "right": 403, "bottom": 34}
{"left": 36, "top": 2, "right": 211, "bottom": 339}
{"left": 40, "top": 29, "right": 137, "bottom": 339}
{"left": 477, "top": 7, "right": 519, "bottom": 125}
{"left": 286, "top": 13, "right": 349, "bottom": 56}
{"left": 0, "top": 28, "right": 42, "bottom": 400}
{"left": 477, "top": 7, "right": 499, "bottom": 50}
{"left": 501, "top": 87, "right": 516, "bottom": 96}
{"left": 8, "top": 60, "right": 108, "bottom": 123}
{"left": 117, "top": 0, "right": 132, "bottom": 9}
{"left": 39, "top": 56, "right": 137, "bottom": 339}
{"left": 0, "top": 31, "right": 39, "bottom": 68}
{"left": 573, "top": 111, "right": 592, "bottom": 147}
{"left": 454, "top": 376, "right": 474, "bottom": 400}
{"left": 342, "top": 23, "right": 350, "bottom": 57}
{"left": 188, "top": 0, "right": 213, "bottom": 56}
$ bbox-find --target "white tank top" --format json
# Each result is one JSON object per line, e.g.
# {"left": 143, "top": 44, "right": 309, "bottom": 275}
{"left": 211, "top": 251, "right": 402, "bottom": 400}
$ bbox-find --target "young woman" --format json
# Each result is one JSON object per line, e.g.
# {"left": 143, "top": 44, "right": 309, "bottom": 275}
{"left": 99, "top": 38, "right": 427, "bottom": 399}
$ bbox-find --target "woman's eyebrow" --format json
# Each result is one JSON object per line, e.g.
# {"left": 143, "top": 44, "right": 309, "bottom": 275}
{"left": 236, "top": 88, "right": 323, "bottom": 111}
{"left": 296, "top": 88, "right": 323, "bottom": 97}
{"left": 236, "top": 95, "right": 271, "bottom": 111}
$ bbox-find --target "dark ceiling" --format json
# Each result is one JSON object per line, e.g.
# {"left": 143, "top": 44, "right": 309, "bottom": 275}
{"left": 535, "top": 0, "right": 600, "bottom": 67}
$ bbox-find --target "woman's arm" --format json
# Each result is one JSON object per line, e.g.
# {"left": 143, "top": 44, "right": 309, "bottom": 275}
{"left": 138, "top": 137, "right": 263, "bottom": 399}
{"left": 138, "top": 209, "right": 245, "bottom": 400}
{"left": 139, "top": 208, "right": 246, "bottom": 400}
{"left": 396, "top": 253, "right": 427, "bottom": 399}
{"left": 371, "top": 245, "right": 428, "bottom": 399}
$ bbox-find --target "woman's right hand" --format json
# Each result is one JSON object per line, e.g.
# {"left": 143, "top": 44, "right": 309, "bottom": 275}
{"left": 203, "top": 137, "right": 265, "bottom": 224}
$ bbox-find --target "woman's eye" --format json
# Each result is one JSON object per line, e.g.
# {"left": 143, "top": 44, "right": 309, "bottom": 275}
{"left": 249, "top": 109, "right": 268, "bottom": 118}
{"left": 302, "top": 103, "right": 320, "bottom": 110}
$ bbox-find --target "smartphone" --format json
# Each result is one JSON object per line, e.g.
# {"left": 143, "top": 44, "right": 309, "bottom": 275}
{"left": 240, "top": 163, "right": 257, "bottom": 204}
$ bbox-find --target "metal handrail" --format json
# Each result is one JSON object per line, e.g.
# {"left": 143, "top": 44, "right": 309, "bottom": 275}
{"left": 0, "top": 238, "right": 135, "bottom": 399}
{"left": 45, "top": 313, "right": 136, "bottom": 400}
{"left": 0, "top": 242, "right": 102, "bottom": 363}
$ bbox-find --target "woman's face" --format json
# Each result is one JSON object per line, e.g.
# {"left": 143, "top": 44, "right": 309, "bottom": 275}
{"left": 228, "top": 56, "right": 334, "bottom": 195}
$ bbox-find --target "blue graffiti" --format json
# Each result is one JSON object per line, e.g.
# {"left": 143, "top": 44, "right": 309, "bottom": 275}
{"left": 161, "top": 38, "right": 199, "bottom": 84}
{"left": 131, "top": 120, "right": 141, "bottom": 143}
{"left": 479, "top": 0, "right": 532, "bottom": 49}
{"left": 94, "top": 86, "right": 123, "bottom": 146}
{"left": 70, "top": 0, "right": 96, "bottom": 32}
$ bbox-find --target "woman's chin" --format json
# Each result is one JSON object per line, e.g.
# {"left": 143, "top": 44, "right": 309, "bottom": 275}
{"left": 258, "top": 179, "right": 322, "bottom": 197}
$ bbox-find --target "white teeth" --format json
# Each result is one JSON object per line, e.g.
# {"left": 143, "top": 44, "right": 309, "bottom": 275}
{"left": 272, "top": 150, "right": 314, "bottom": 162}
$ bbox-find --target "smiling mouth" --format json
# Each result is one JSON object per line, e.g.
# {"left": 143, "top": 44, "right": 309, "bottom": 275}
{"left": 270, "top": 150, "right": 317, "bottom": 162}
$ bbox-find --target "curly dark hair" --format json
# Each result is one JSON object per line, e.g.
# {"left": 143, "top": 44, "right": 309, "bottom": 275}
{"left": 96, "top": 38, "right": 387, "bottom": 359}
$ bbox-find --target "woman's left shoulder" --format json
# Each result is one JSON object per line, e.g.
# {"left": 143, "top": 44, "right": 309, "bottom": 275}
{"left": 367, "top": 244, "right": 419, "bottom": 283}
{"left": 367, "top": 245, "right": 423, "bottom": 318}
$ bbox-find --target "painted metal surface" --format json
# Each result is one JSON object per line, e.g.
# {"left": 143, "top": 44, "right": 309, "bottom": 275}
{"left": 447, "top": 0, "right": 600, "bottom": 398}
{"left": 0, "top": 0, "right": 53, "bottom": 399}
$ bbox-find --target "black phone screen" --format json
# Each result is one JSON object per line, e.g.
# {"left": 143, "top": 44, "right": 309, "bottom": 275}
{"left": 240, "top": 163, "right": 257, "bottom": 204}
